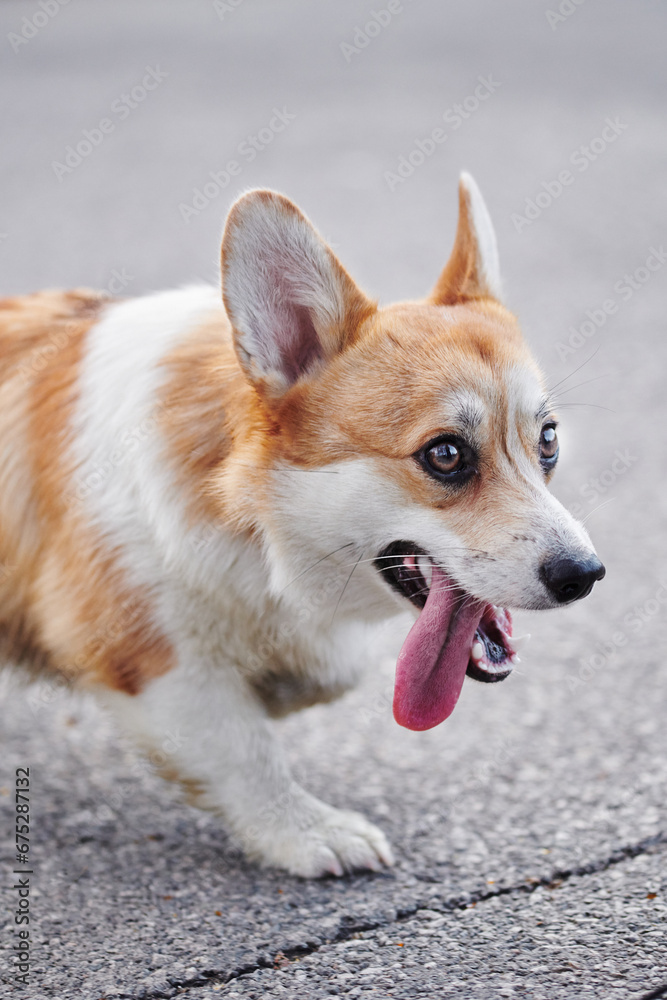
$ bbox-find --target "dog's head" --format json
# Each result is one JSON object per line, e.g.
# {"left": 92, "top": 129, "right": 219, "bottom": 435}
{"left": 220, "top": 174, "right": 605, "bottom": 730}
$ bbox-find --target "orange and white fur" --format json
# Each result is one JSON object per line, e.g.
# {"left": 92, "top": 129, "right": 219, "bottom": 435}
{"left": 0, "top": 174, "right": 604, "bottom": 877}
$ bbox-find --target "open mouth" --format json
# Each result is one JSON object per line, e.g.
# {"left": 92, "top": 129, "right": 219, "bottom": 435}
{"left": 375, "top": 541, "right": 516, "bottom": 731}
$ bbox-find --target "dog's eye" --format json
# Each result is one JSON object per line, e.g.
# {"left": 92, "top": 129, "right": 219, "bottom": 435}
{"left": 428, "top": 441, "right": 463, "bottom": 474}
{"left": 539, "top": 423, "right": 559, "bottom": 468}
{"left": 418, "top": 436, "right": 476, "bottom": 484}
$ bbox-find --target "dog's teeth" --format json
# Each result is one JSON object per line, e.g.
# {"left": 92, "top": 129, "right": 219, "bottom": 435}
{"left": 471, "top": 641, "right": 484, "bottom": 661}
{"left": 511, "top": 634, "right": 531, "bottom": 652}
{"left": 510, "top": 654, "right": 521, "bottom": 665}
{"left": 417, "top": 556, "right": 432, "bottom": 589}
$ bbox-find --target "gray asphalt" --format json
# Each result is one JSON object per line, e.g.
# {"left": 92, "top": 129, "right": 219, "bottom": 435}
{"left": 1, "top": 1, "right": 666, "bottom": 998}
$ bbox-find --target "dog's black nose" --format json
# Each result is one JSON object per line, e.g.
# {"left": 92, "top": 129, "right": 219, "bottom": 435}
{"left": 540, "top": 554, "right": 606, "bottom": 604}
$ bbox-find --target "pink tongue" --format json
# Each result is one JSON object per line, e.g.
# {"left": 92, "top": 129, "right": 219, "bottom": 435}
{"left": 393, "top": 566, "right": 484, "bottom": 731}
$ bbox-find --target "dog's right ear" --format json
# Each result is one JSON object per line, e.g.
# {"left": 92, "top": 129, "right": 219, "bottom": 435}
{"left": 430, "top": 172, "right": 503, "bottom": 306}
{"left": 221, "top": 190, "right": 375, "bottom": 397}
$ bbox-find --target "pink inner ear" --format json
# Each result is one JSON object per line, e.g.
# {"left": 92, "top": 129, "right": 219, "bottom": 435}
{"left": 260, "top": 260, "right": 328, "bottom": 385}
{"left": 222, "top": 191, "right": 369, "bottom": 389}
{"left": 277, "top": 302, "right": 324, "bottom": 384}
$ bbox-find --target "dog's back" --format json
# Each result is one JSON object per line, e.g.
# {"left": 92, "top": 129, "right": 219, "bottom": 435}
{"left": 0, "top": 290, "right": 108, "bottom": 677}
{"left": 0, "top": 286, "right": 232, "bottom": 693}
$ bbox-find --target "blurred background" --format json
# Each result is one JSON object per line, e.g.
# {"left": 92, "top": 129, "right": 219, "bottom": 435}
{"left": 1, "top": 2, "right": 667, "bottom": 996}
{"left": 2, "top": 0, "right": 666, "bottom": 672}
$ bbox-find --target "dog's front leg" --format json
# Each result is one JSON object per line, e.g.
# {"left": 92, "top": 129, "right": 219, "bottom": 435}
{"left": 100, "top": 658, "right": 393, "bottom": 877}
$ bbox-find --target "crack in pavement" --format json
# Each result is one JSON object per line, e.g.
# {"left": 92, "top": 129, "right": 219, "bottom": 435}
{"left": 106, "top": 829, "right": 666, "bottom": 999}
{"left": 638, "top": 986, "right": 667, "bottom": 1000}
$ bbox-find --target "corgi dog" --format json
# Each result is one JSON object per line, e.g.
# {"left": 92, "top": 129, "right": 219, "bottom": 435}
{"left": 0, "top": 173, "right": 604, "bottom": 877}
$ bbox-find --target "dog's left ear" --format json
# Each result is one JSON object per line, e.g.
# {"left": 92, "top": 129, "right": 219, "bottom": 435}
{"left": 430, "top": 172, "right": 503, "bottom": 305}
{"left": 221, "top": 190, "right": 375, "bottom": 397}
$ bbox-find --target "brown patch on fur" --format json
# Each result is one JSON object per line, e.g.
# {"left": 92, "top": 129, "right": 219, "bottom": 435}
{"left": 0, "top": 290, "right": 107, "bottom": 677}
{"left": 158, "top": 313, "right": 266, "bottom": 527}
{"left": 250, "top": 668, "right": 349, "bottom": 718}
{"left": 0, "top": 288, "right": 104, "bottom": 378}
{"left": 31, "top": 546, "right": 175, "bottom": 696}
{"left": 0, "top": 290, "right": 174, "bottom": 694}
{"left": 158, "top": 764, "right": 206, "bottom": 808}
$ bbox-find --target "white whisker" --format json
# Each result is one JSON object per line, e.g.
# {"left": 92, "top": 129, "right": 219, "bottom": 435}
{"left": 330, "top": 549, "right": 365, "bottom": 626}
{"left": 279, "top": 541, "right": 357, "bottom": 593}
{"left": 580, "top": 497, "right": 616, "bottom": 525}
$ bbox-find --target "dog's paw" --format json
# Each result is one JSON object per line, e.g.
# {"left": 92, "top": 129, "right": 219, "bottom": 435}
{"left": 276, "top": 807, "right": 394, "bottom": 878}
{"left": 241, "top": 793, "right": 394, "bottom": 878}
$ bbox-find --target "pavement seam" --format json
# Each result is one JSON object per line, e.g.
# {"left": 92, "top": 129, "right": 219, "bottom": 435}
{"left": 637, "top": 985, "right": 667, "bottom": 1000}
{"left": 108, "top": 829, "right": 666, "bottom": 999}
